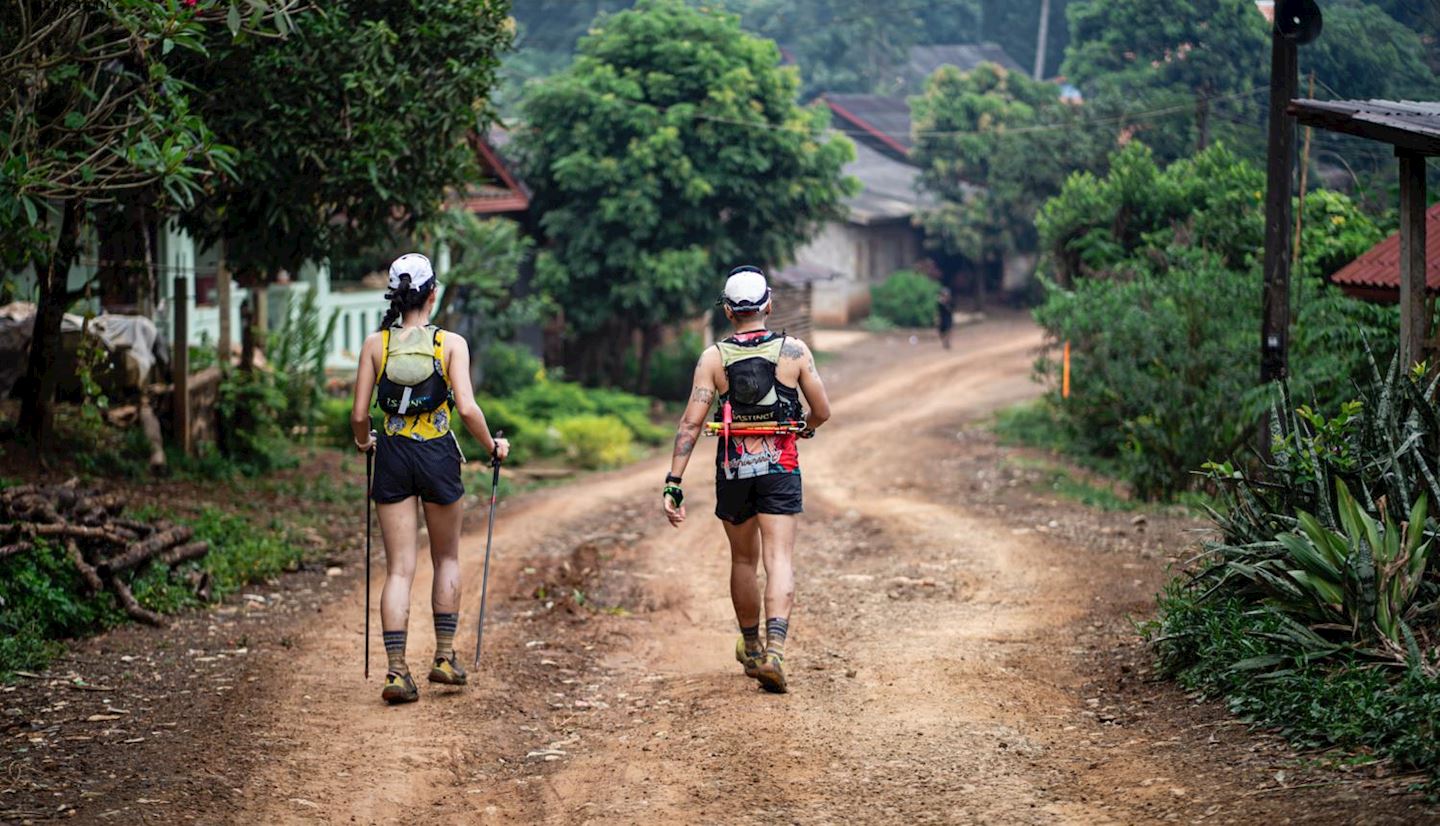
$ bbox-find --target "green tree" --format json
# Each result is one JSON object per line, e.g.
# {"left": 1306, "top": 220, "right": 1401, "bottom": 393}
{"left": 518, "top": 0, "right": 854, "bottom": 387}
{"left": 1061, "top": 0, "right": 1267, "bottom": 152}
{"left": 1301, "top": 2, "right": 1436, "bottom": 101}
{"left": 1032, "top": 143, "right": 1393, "bottom": 498}
{"left": 0, "top": 1, "right": 300, "bottom": 449}
{"left": 911, "top": 62, "right": 1105, "bottom": 291}
{"left": 723, "top": 0, "right": 983, "bottom": 95}
{"left": 178, "top": 0, "right": 514, "bottom": 281}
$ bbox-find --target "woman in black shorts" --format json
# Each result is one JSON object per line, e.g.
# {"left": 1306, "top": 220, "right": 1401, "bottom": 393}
{"left": 350, "top": 253, "right": 509, "bottom": 704}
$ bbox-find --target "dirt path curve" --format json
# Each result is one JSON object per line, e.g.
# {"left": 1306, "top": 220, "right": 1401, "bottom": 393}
{"left": 231, "top": 317, "right": 1368, "bottom": 825}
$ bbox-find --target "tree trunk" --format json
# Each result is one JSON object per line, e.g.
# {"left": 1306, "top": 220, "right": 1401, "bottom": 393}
{"left": 19, "top": 200, "right": 83, "bottom": 451}
{"left": 1195, "top": 91, "right": 1211, "bottom": 151}
{"left": 239, "top": 293, "right": 256, "bottom": 372}
{"left": 636, "top": 326, "right": 658, "bottom": 395}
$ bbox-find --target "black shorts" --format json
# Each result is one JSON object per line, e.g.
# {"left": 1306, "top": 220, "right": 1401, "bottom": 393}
{"left": 714, "top": 473, "right": 803, "bottom": 524}
{"left": 371, "top": 433, "right": 464, "bottom": 505}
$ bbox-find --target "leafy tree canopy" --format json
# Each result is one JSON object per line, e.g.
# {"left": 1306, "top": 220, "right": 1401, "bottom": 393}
{"left": 1301, "top": 2, "right": 1437, "bottom": 101}
{"left": 911, "top": 63, "right": 1107, "bottom": 267}
{"left": 0, "top": 1, "right": 302, "bottom": 448}
{"left": 178, "top": 0, "right": 514, "bottom": 280}
{"left": 1061, "top": 0, "right": 1267, "bottom": 152}
{"left": 721, "top": 0, "right": 981, "bottom": 95}
{"left": 517, "top": 0, "right": 854, "bottom": 378}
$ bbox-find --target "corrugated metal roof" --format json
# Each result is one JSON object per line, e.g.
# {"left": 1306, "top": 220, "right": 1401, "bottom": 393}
{"left": 1289, "top": 99, "right": 1440, "bottom": 156}
{"left": 1330, "top": 202, "right": 1440, "bottom": 296}
{"left": 843, "top": 139, "right": 936, "bottom": 225}
{"left": 823, "top": 94, "right": 913, "bottom": 157}
{"left": 905, "top": 43, "right": 1024, "bottom": 89}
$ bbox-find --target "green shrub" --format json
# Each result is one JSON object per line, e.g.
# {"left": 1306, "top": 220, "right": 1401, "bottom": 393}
{"left": 860, "top": 314, "right": 896, "bottom": 333}
{"left": 479, "top": 342, "right": 542, "bottom": 397}
{"left": 1146, "top": 362, "right": 1440, "bottom": 787}
{"left": 267, "top": 286, "right": 339, "bottom": 435}
{"left": 1035, "top": 248, "right": 1396, "bottom": 500}
{"left": 584, "top": 387, "right": 669, "bottom": 445}
{"left": 870, "top": 269, "right": 938, "bottom": 327}
{"left": 626, "top": 331, "right": 704, "bottom": 402}
{"left": 1148, "top": 588, "right": 1440, "bottom": 786}
{"left": 215, "top": 369, "right": 293, "bottom": 476}
{"left": 553, "top": 415, "right": 633, "bottom": 469}
{"left": 0, "top": 538, "right": 121, "bottom": 675}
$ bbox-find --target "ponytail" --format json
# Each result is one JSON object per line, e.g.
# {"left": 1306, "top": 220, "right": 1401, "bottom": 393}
{"left": 377, "top": 273, "right": 434, "bottom": 332}
{"left": 378, "top": 303, "right": 402, "bottom": 332}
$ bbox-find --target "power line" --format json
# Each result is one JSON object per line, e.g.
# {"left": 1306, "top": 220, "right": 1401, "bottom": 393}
{"left": 546, "top": 81, "right": 1269, "bottom": 140}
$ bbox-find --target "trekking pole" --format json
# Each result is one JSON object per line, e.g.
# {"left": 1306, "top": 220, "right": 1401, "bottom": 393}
{"left": 364, "top": 431, "right": 375, "bottom": 680}
{"left": 473, "top": 430, "right": 504, "bottom": 668}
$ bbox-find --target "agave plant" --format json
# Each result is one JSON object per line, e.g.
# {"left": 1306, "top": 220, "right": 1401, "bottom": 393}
{"left": 1236, "top": 479, "right": 1433, "bottom": 661}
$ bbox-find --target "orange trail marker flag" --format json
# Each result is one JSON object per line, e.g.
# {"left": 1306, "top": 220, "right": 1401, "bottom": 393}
{"left": 1062, "top": 340, "right": 1071, "bottom": 399}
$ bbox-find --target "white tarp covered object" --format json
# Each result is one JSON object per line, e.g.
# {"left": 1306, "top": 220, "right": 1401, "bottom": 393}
{"left": 0, "top": 303, "right": 161, "bottom": 396}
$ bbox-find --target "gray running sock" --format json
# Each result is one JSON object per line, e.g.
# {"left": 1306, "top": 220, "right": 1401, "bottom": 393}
{"left": 383, "top": 630, "right": 408, "bottom": 674}
{"left": 766, "top": 617, "right": 788, "bottom": 658}
{"left": 433, "top": 612, "right": 458, "bottom": 660}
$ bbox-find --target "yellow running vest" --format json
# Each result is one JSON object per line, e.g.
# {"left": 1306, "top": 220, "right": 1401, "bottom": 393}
{"left": 378, "top": 326, "right": 452, "bottom": 441}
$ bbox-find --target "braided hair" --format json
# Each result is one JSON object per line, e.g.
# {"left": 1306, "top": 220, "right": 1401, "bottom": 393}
{"left": 378, "top": 273, "right": 436, "bottom": 331}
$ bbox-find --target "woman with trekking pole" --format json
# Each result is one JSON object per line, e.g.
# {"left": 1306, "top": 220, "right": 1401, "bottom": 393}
{"left": 350, "top": 253, "right": 509, "bottom": 705}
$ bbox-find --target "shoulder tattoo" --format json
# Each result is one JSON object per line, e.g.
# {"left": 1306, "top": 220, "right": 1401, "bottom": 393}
{"left": 780, "top": 340, "right": 805, "bottom": 360}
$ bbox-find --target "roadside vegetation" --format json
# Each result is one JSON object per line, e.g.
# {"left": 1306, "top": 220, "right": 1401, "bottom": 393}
{"left": 0, "top": 495, "right": 307, "bottom": 677}
{"left": 1147, "top": 363, "right": 1440, "bottom": 787}
{"left": 870, "top": 270, "right": 939, "bottom": 329}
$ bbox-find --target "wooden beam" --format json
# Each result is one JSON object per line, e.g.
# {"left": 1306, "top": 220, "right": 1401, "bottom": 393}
{"left": 1399, "top": 151, "right": 1428, "bottom": 369}
{"left": 172, "top": 277, "right": 191, "bottom": 456}
{"left": 1260, "top": 34, "right": 1298, "bottom": 383}
{"left": 1289, "top": 102, "right": 1440, "bottom": 157}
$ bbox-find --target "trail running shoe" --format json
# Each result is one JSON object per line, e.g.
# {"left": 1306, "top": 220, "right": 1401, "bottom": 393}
{"left": 382, "top": 670, "right": 419, "bottom": 704}
{"left": 735, "top": 636, "right": 763, "bottom": 679}
{"left": 428, "top": 652, "right": 468, "bottom": 686}
{"left": 755, "top": 652, "right": 788, "bottom": 694}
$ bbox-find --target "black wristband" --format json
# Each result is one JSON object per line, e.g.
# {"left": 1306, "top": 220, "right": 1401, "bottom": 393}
{"left": 665, "top": 473, "right": 683, "bottom": 484}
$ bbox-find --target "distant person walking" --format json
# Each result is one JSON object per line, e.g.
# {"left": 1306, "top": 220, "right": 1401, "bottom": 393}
{"left": 350, "top": 253, "right": 509, "bottom": 705}
{"left": 937, "top": 285, "right": 954, "bottom": 350}
{"left": 660, "top": 266, "right": 831, "bottom": 694}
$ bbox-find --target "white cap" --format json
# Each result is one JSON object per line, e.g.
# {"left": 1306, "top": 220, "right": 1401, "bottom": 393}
{"left": 388, "top": 253, "right": 435, "bottom": 292}
{"left": 722, "top": 267, "right": 770, "bottom": 311}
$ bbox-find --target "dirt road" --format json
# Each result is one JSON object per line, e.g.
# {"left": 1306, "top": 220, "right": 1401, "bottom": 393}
{"left": 14, "top": 318, "right": 1433, "bottom": 824}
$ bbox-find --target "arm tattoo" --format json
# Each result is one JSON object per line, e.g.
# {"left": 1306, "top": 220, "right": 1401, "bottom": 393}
{"left": 673, "top": 421, "right": 701, "bottom": 458}
{"left": 690, "top": 386, "right": 715, "bottom": 404}
{"left": 780, "top": 340, "right": 805, "bottom": 360}
{"left": 807, "top": 358, "right": 820, "bottom": 377}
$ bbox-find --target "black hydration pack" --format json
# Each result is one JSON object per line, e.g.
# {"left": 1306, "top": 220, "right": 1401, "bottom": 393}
{"left": 714, "top": 331, "right": 802, "bottom": 425}
{"left": 375, "top": 325, "right": 452, "bottom": 416}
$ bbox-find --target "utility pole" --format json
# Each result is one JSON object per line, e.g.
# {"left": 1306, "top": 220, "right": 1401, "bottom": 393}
{"left": 1259, "top": 31, "right": 1297, "bottom": 384}
{"left": 1033, "top": 0, "right": 1051, "bottom": 80}
{"left": 1259, "top": 1, "right": 1324, "bottom": 386}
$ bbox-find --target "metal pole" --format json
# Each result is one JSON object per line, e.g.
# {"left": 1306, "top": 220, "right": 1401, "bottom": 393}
{"left": 473, "top": 431, "right": 504, "bottom": 667}
{"left": 364, "top": 437, "right": 374, "bottom": 679}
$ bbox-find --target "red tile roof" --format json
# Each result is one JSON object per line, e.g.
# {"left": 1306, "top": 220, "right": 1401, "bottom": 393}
{"left": 456, "top": 131, "right": 529, "bottom": 215}
{"left": 1330, "top": 202, "right": 1440, "bottom": 298}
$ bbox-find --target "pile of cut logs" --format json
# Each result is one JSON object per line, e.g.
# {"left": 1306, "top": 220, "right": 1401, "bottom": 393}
{"left": 0, "top": 481, "right": 210, "bottom": 626}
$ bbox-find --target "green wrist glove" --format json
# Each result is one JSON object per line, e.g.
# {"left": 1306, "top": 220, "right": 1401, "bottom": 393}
{"left": 663, "top": 483, "right": 684, "bottom": 508}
